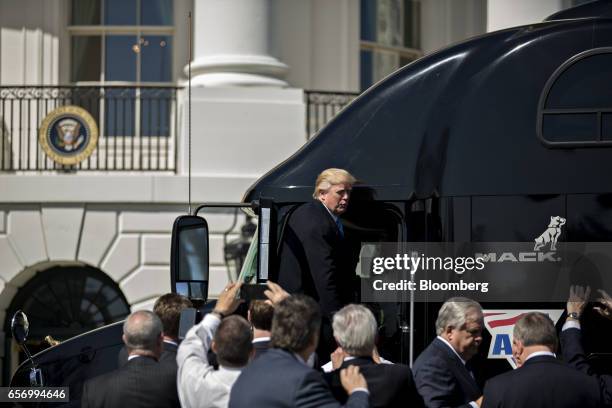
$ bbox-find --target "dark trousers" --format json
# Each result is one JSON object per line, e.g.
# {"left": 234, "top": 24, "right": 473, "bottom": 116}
{"left": 316, "top": 317, "right": 336, "bottom": 365}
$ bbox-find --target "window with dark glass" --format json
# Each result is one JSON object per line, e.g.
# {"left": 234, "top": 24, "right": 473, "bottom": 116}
{"left": 141, "top": 0, "right": 173, "bottom": 25}
{"left": 538, "top": 49, "right": 612, "bottom": 146}
{"left": 360, "top": 0, "right": 422, "bottom": 91}
{"left": 69, "top": 0, "right": 174, "bottom": 138}
{"left": 105, "top": 0, "right": 138, "bottom": 25}
{"left": 105, "top": 35, "right": 138, "bottom": 82}
{"left": 71, "top": 36, "right": 101, "bottom": 82}
{"left": 72, "top": 0, "right": 101, "bottom": 25}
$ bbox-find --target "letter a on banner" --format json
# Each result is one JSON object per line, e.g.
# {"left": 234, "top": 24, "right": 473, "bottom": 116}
{"left": 483, "top": 309, "right": 563, "bottom": 369}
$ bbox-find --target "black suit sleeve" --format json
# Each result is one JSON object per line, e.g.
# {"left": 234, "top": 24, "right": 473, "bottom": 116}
{"left": 481, "top": 379, "right": 501, "bottom": 408}
{"left": 414, "top": 356, "right": 474, "bottom": 408}
{"left": 299, "top": 220, "right": 344, "bottom": 316}
{"left": 560, "top": 328, "right": 593, "bottom": 375}
{"left": 295, "top": 371, "right": 369, "bottom": 408}
{"left": 402, "top": 369, "right": 426, "bottom": 408}
{"left": 561, "top": 328, "right": 612, "bottom": 405}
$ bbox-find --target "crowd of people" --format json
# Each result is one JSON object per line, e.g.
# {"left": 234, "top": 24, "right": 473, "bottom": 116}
{"left": 81, "top": 282, "right": 612, "bottom": 408}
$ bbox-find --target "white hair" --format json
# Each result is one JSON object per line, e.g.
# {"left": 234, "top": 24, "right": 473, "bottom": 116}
{"left": 435, "top": 297, "right": 482, "bottom": 336}
{"left": 332, "top": 304, "right": 377, "bottom": 357}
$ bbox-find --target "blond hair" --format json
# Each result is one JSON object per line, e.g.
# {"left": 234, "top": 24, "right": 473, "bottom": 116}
{"left": 312, "top": 168, "right": 356, "bottom": 199}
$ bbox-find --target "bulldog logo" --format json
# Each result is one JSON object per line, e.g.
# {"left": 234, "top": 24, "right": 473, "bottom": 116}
{"left": 534, "top": 216, "right": 566, "bottom": 251}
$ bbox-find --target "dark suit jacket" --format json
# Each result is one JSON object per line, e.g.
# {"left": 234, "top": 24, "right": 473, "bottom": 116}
{"left": 561, "top": 327, "right": 612, "bottom": 405}
{"left": 229, "top": 348, "right": 369, "bottom": 408}
{"left": 119, "top": 341, "right": 179, "bottom": 371}
{"left": 252, "top": 338, "right": 270, "bottom": 358}
{"left": 276, "top": 200, "right": 356, "bottom": 318}
{"left": 413, "top": 338, "right": 481, "bottom": 408}
{"left": 325, "top": 356, "right": 423, "bottom": 408}
{"left": 482, "top": 354, "right": 602, "bottom": 408}
{"left": 82, "top": 355, "right": 180, "bottom": 408}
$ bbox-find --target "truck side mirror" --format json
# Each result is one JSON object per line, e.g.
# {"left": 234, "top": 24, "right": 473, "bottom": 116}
{"left": 11, "top": 310, "right": 44, "bottom": 386}
{"left": 170, "top": 215, "right": 209, "bottom": 304}
{"left": 11, "top": 310, "right": 29, "bottom": 346}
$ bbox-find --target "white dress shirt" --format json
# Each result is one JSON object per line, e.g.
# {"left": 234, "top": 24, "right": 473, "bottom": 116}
{"left": 437, "top": 336, "right": 468, "bottom": 365}
{"left": 176, "top": 314, "right": 243, "bottom": 408}
{"left": 562, "top": 319, "right": 581, "bottom": 331}
{"left": 321, "top": 355, "right": 394, "bottom": 373}
{"left": 524, "top": 351, "right": 556, "bottom": 362}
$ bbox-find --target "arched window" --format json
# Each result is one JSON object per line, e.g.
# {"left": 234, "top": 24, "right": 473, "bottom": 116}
{"left": 5, "top": 265, "right": 129, "bottom": 343}
{"left": 537, "top": 48, "right": 612, "bottom": 147}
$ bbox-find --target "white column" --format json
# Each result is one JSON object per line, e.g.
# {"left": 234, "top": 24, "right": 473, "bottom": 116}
{"left": 189, "top": 0, "right": 289, "bottom": 87}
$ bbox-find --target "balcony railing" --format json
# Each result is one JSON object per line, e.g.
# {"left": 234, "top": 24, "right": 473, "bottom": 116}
{"left": 0, "top": 86, "right": 180, "bottom": 172}
{"left": 305, "top": 90, "right": 359, "bottom": 140}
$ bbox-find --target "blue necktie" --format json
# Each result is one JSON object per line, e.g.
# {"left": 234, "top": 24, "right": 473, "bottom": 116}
{"left": 336, "top": 218, "right": 344, "bottom": 238}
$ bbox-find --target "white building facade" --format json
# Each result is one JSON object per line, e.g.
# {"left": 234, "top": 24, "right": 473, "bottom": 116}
{"left": 0, "top": 0, "right": 583, "bottom": 383}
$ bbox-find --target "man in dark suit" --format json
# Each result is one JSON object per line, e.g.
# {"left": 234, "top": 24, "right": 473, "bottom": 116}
{"left": 248, "top": 300, "right": 273, "bottom": 357}
{"left": 118, "top": 293, "right": 193, "bottom": 368}
{"left": 482, "top": 312, "right": 602, "bottom": 408}
{"left": 229, "top": 294, "right": 369, "bottom": 408}
{"left": 325, "top": 304, "right": 423, "bottom": 408}
{"left": 413, "top": 297, "right": 483, "bottom": 408}
{"left": 561, "top": 285, "right": 612, "bottom": 405}
{"left": 277, "top": 168, "right": 357, "bottom": 360}
{"left": 82, "top": 310, "right": 180, "bottom": 408}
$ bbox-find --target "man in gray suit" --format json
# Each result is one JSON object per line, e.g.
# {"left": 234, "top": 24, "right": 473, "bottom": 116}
{"left": 229, "top": 289, "right": 369, "bottom": 408}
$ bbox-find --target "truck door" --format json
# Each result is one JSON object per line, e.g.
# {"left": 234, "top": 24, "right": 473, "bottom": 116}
{"left": 342, "top": 200, "right": 408, "bottom": 364}
{"left": 405, "top": 197, "right": 445, "bottom": 366}
{"left": 275, "top": 197, "right": 409, "bottom": 363}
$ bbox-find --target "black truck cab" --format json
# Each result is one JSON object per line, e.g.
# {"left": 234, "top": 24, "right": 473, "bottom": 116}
{"left": 10, "top": 0, "right": 612, "bottom": 403}
{"left": 241, "top": 0, "right": 612, "bottom": 377}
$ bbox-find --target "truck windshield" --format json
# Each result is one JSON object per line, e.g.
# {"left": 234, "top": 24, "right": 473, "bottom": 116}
{"left": 237, "top": 225, "right": 258, "bottom": 284}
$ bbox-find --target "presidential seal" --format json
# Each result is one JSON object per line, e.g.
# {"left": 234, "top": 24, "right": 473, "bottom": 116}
{"left": 39, "top": 106, "right": 99, "bottom": 165}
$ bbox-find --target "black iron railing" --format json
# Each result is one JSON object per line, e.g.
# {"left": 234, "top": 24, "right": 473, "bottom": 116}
{"left": 304, "top": 90, "right": 359, "bottom": 139}
{"left": 0, "top": 86, "right": 180, "bottom": 172}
